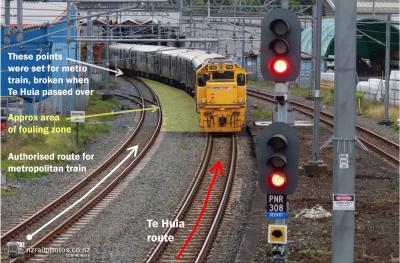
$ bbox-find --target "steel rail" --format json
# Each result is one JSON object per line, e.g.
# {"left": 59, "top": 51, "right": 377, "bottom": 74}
{"left": 145, "top": 133, "right": 237, "bottom": 262}
{"left": 112, "top": 91, "right": 157, "bottom": 105}
{"left": 195, "top": 133, "right": 237, "bottom": 263}
{"left": 247, "top": 89, "right": 399, "bottom": 164}
{"left": 145, "top": 133, "right": 213, "bottom": 263}
{"left": 11, "top": 79, "right": 162, "bottom": 262}
{"left": 1, "top": 79, "right": 145, "bottom": 246}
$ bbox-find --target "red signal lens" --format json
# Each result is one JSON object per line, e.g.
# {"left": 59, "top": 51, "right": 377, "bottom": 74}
{"left": 266, "top": 172, "right": 287, "bottom": 189}
{"left": 269, "top": 57, "right": 289, "bottom": 76}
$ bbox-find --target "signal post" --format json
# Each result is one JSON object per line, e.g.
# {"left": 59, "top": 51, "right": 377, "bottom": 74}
{"left": 257, "top": 8, "right": 301, "bottom": 263}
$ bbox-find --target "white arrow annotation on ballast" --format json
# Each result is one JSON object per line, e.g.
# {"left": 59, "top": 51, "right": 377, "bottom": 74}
{"left": 26, "top": 145, "right": 139, "bottom": 241}
{"left": 66, "top": 57, "right": 124, "bottom": 77}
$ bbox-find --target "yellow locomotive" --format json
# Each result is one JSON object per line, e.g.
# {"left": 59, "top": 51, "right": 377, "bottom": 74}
{"left": 110, "top": 44, "right": 247, "bottom": 133}
{"left": 196, "top": 59, "right": 247, "bottom": 132}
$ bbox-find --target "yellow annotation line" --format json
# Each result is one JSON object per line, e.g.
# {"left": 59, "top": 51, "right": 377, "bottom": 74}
{"left": 66, "top": 105, "right": 159, "bottom": 120}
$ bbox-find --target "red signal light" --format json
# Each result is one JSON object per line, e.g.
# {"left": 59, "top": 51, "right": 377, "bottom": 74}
{"left": 268, "top": 57, "right": 289, "bottom": 76}
{"left": 266, "top": 172, "right": 287, "bottom": 189}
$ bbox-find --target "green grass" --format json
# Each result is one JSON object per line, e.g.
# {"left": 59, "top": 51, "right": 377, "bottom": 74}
{"left": 252, "top": 109, "right": 272, "bottom": 120}
{"left": 250, "top": 80, "right": 400, "bottom": 129}
{"left": 394, "top": 122, "right": 399, "bottom": 132}
{"left": 289, "top": 86, "right": 312, "bottom": 98}
{"left": 97, "top": 80, "right": 118, "bottom": 90}
{"left": 140, "top": 78, "right": 201, "bottom": 132}
{"left": 1, "top": 95, "right": 120, "bottom": 179}
{"left": 0, "top": 189, "right": 16, "bottom": 196}
{"left": 287, "top": 85, "right": 334, "bottom": 106}
{"left": 299, "top": 248, "right": 331, "bottom": 257}
{"left": 249, "top": 80, "right": 274, "bottom": 91}
{"left": 321, "top": 88, "right": 335, "bottom": 106}
{"left": 361, "top": 100, "right": 399, "bottom": 120}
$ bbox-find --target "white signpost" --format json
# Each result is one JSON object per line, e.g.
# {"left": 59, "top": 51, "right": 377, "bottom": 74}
{"left": 70, "top": 111, "right": 85, "bottom": 146}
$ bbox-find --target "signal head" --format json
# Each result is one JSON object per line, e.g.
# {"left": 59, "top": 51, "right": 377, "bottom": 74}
{"left": 269, "top": 39, "right": 289, "bottom": 55}
{"left": 268, "top": 133, "right": 288, "bottom": 151}
{"left": 260, "top": 8, "right": 301, "bottom": 81}
{"left": 268, "top": 153, "right": 287, "bottom": 168}
{"left": 270, "top": 19, "right": 289, "bottom": 36}
{"left": 256, "top": 122, "right": 300, "bottom": 195}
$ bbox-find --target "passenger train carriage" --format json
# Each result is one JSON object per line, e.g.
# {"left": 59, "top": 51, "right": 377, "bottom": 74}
{"left": 110, "top": 43, "right": 247, "bottom": 132}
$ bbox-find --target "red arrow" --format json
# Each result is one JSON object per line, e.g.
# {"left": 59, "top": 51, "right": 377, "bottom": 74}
{"left": 176, "top": 160, "right": 224, "bottom": 260}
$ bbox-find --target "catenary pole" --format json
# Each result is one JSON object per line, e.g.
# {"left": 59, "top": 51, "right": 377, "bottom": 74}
{"left": 67, "top": 0, "right": 71, "bottom": 42}
{"left": 332, "top": 0, "right": 357, "bottom": 262}
{"left": 383, "top": 14, "right": 391, "bottom": 123}
{"left": 67, "top": 0, "right": 73, "bottom": 112}
{"left": 311, "top": 0, "right": 322, "bottom": 163}
{"left": 310, "top": 6, "right": 316, "bottom": 96}
{"left": 5, "top": 0, "right": 11, "bottom": 45}
{"left": 158, "top": 21, "right": 161, "bottom": 46}
{"left": 105, "top": 15, "right": 110, "bottom": 97}
{"left": 242, "top": 18, "right": 245, "bottom": 68}
{"left": 16, "top": 0, "right": 23, "bottom": 43}
{"left": 281, "top": 0, "right": 288, "bottom": 9}
{"left": 179, "top": 0, "right": 183, "bottom": 34}
{"left": 87, "top": 11, "right": 94, "bottom": 90}
{"left": 207, "top": 0, "right": 211, "bottom": 18}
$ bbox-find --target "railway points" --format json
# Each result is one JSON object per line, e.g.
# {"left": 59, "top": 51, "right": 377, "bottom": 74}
{"left": 1, "top": 1, "right": 399, "bottom": 263}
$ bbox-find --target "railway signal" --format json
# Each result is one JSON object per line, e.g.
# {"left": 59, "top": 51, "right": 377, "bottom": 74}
{"left": 260, "top": 8, "right": 301, "bottom": 82}
{"left": 256, "top": 122, "right": 299, "bottom": 195}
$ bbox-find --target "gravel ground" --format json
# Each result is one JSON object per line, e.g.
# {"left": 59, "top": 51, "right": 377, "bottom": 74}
{"left": 38, "top": 77, "right": 208, "bottom": 263}
{"left": 245, "top": 94, "right": 399, "bottom": 262}
{"left": 47, "top": 131, "right": 206, "bottom": 263}
{"left": 253, "top": 125, "right": 398, "bottom": 263}
{"left": 249, "top": 84, "right": 399, "bottom": 143}
{"left": 204, "top": 93, "right": 309, "bottom": 263}
{"left": 4, "top": 78, "right": 396, "bottom": 262}
{"left": 1, "top": 90, "right": 139, "bottom": 233}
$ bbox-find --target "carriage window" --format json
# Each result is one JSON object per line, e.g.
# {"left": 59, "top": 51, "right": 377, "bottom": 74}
{"left": 212, "top": 71, "right": 234, "bottom": 80}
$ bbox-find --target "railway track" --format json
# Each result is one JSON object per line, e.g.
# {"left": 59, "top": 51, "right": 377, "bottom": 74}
{"left": 247, "top": 89, "right": 399, "bottom": 164}
{"left": 1, "top": 78, "right": 162, "bottom": 262}
{"left": 146, "top": 133, "right": 237, "bottom": 263}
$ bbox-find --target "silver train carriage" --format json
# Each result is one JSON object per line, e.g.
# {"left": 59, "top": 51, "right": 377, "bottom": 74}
{"left": 110, "top": 43, "right": 225, "bottom": 94}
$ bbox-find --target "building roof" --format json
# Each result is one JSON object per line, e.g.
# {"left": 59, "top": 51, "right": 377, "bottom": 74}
{"left": 301, "top": 18, "right": 335, "bottom": 57}
{"left": 120, "top": 18, "right": 154, "bottom": 25}
{"left": 301, "top": 17, "right": 399, "bottom": 60}
{"left": 357, "top": 0, "right": 400, "bottom": 14}
{"left": 324, "top": 0, "right": 400, "bottom": 14}
{"left": 1, "top": 2, "right": 68, "bottom": 27}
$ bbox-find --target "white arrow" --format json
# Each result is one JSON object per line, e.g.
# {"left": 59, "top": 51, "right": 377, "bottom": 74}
{"left": 66, "top": 57, "right": 124, "bottom": 77}
{"left": 26, "top": 145, "right": 139, "bottom": 241}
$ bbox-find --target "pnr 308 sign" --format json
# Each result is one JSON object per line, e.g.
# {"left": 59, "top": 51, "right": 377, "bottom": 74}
{"left": 266, "top": 194, "right": 287, "bottom": 219}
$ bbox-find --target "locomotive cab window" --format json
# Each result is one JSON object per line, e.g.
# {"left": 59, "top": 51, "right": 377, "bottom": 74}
{"left": 211, "top": 71, "right": 234, "bottom": 81}
{"left": 237, "top": 73, "right": 246, "bottom": 86}
{"left": 197, "top": 73, "right": 209, "bottom": 87}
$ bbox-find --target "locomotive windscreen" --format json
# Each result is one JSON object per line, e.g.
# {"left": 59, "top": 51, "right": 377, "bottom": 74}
{"left": 212, "top": 71, "right": 234, "bottom": 80}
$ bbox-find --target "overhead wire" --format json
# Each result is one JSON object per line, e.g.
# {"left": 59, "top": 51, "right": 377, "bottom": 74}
{"left": 1, "top": 5, "right": 142, "bottom": 50}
